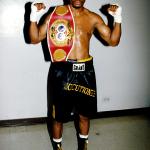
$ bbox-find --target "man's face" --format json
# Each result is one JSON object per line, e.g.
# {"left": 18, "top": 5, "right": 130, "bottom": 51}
{"left": 70, "top": 0, "right": 86, "bottom": 9}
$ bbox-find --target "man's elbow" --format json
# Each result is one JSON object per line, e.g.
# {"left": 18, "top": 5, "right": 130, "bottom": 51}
{"left": 30, "top": 41, "right": 40, "bottom": 44}
{"left": 30, "top": 38, "right": 41, "bottom": 44}
{"left": 109, "top": 40, "right": 120, "bottom": 47}
{"left": 110, "top": 43, "right": 119, "bottom": 47}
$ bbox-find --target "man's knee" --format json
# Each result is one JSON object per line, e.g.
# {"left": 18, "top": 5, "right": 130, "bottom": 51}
{"left": 79, "top": 115, "right": 89, "bottom": 123}
{"left": 53, "top": 120, "right": 63, "bottom": 127}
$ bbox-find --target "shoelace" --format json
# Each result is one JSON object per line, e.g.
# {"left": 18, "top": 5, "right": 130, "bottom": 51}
{"left": 57, "top": 144, "right": 63, "bottom": 150}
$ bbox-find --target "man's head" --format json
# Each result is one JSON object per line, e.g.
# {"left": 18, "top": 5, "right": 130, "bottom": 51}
{"left": 70, "top": 0, "right": 86, "bottom": 9}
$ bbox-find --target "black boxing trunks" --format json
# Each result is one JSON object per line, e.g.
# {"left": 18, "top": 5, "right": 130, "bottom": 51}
{"left": 47, "top": 56, "right": 97, "bottom": 123}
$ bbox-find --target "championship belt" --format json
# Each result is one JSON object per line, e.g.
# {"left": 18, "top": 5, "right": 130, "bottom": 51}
{"left": 47, "top": 5, "right": 75, "bottom": 62}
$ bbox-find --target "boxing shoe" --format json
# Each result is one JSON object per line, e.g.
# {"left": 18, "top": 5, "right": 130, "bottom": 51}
{"left": 77, "top": 137, "right": 88, "bottom": 150}
{"left": 53, "top": 142, "right": 63, "bottom": 150}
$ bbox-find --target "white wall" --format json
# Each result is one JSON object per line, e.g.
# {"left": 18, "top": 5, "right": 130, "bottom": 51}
{"left": 0, "top": 0, "right": 149, "bottom": 120}
{"left": 86, "top": 0, "right": 150, "bottom": 111}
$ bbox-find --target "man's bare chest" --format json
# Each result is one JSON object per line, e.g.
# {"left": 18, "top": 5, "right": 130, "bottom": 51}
{"left": 74, "top": 17, "right": 94, "bottom": 36}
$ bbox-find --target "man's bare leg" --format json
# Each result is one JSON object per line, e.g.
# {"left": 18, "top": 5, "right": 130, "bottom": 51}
{"left": 52, "top": 120, "right": 63, "bottom": 150}
{"left": 78, "top": 114, "right": 89, "bottom": 150}
{"left": 79, "top": 115, "right": 90, "bottom": 135}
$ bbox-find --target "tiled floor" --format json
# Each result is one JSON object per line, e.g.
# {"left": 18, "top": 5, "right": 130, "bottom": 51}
{"left": 0, "top": 115, "right": 150, "bottom": 150}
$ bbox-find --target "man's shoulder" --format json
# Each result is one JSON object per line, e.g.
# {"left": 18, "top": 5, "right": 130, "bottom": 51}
{"left": 84, "top": 8, "right": 103, "bottom": 21}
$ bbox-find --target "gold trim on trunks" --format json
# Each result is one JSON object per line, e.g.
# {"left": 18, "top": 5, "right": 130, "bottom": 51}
{"left": 77, "top": 56, "right": 93, "bottom": 62}
{"left": 52, "top": 105, "right": 55, "bottom": 119}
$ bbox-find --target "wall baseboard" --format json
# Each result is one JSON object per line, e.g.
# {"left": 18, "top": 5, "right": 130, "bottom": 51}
{"left": 0, "top": 117, "right": 47, "bottom": 127}
{"left": 0, "top": 107, "right": 149, "bottom": 127}
{"left": 94, "top": 107, "right": 150, "bottom": 119}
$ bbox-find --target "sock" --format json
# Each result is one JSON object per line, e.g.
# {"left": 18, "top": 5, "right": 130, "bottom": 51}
{"left": 79, "top": 134, "right": 88, "bottom": 139}
{"left": 53, "top": 137, "right": 62, "bottom": 143}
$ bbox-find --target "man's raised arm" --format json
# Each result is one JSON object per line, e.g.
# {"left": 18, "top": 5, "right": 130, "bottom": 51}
{"left": 95, "top": 4, "right": 122, "bottom": 46}
{"left": 29, "top": 1, "right": 48, "bottom": 44}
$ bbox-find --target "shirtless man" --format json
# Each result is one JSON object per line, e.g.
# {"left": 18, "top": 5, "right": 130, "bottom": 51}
{"left": 29, "top": 0, "right": 122, "bottom": 150}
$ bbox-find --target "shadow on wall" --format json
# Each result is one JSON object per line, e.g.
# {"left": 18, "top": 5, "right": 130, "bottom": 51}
{"left": 23, "top": 2, "right": 32, "bottom": 44}
{"left": 63, "top": 0, "right": 70, "bottom": 5}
